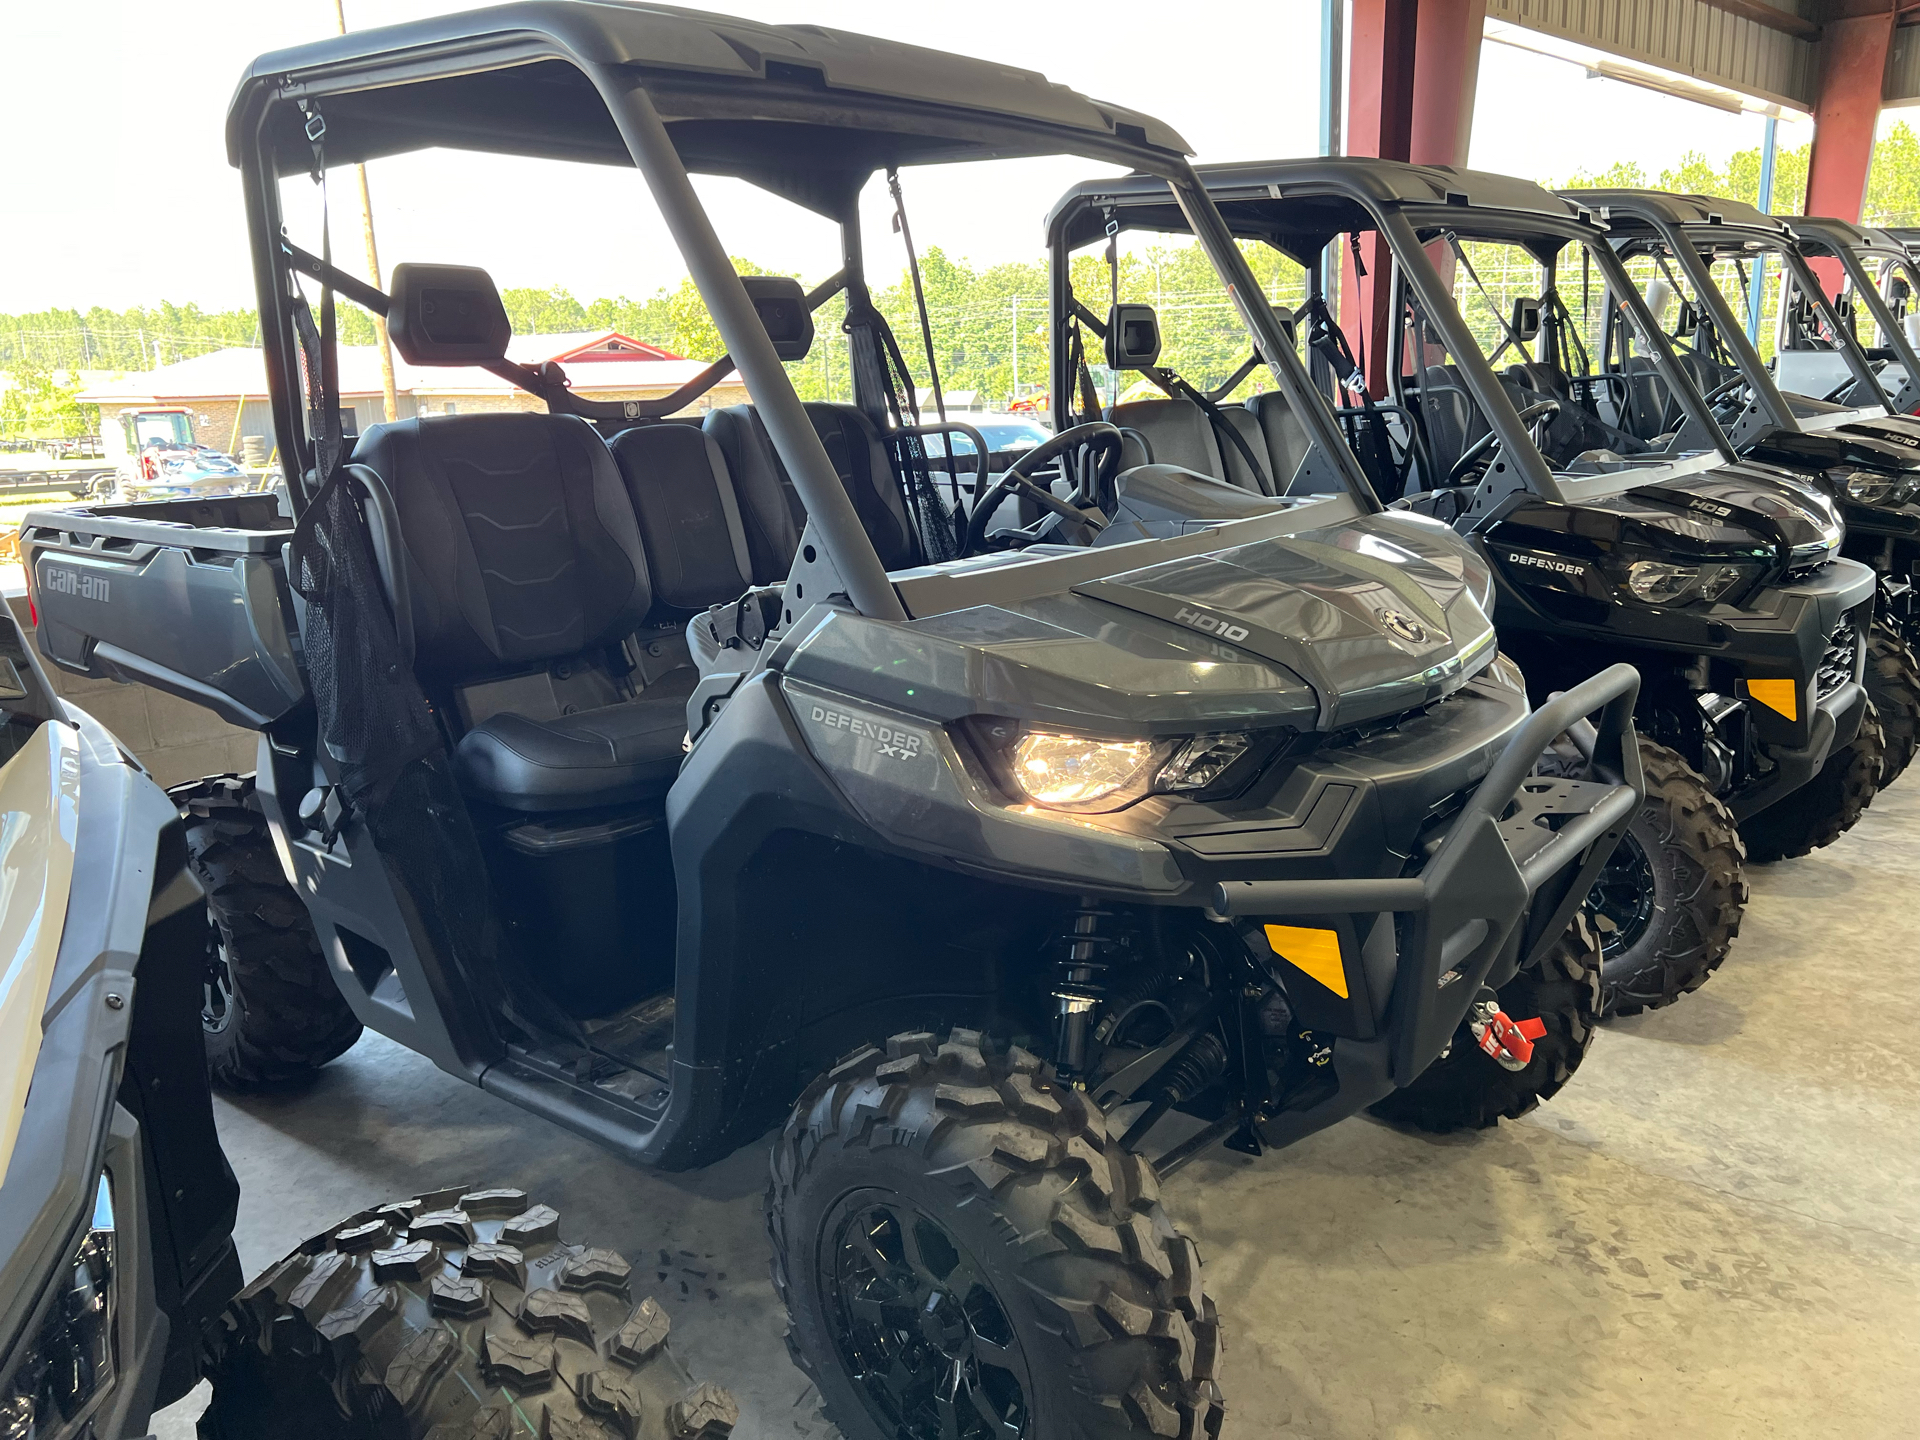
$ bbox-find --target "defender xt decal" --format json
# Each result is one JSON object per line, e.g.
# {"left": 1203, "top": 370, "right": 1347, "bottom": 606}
{"left": 808, "top": 704, "right": 924, "bottom": 760}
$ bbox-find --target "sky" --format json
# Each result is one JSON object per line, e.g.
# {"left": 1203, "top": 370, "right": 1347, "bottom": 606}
{"left": 0, "top": 0, "right": 1892, "bottom": 314}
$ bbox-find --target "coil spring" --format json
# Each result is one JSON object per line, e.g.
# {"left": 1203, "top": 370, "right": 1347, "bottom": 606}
{"left": 1053, "top": 906, "right": 1123, "bottom": 1078}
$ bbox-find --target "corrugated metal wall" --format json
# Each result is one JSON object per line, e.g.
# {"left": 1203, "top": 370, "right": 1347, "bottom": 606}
{"left": 1485, "top": 0, "right": 1817, "bottom": 110}
{"left": 1884, "top": 25, "right": 1920, "bottom": 106}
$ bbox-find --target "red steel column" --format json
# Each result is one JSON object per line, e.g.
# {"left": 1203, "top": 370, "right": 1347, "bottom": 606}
{"left": 1804, "top": 12, "right": 1893, "bottom": 224}
{"left": 1409, "top": 0, "right": 1486, "bottom": 169}
{"left": 1343, "top": 0, "right": 1419, "bottom": 392}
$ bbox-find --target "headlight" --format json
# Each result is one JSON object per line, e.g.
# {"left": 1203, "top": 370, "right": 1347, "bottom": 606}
{"left": 1158, "top": 733, "right": 1252, "bottom": 791}
{"left": 1009, "top": 731, "right": 1161, "bottom": 810}
{"left": 1842, "top": 469, "right": 1917, "bottom": 505}
{"left": 1624, "top": 559, "right": 1755, "bottom": 607}
{"left": 1001, "top": 729, "right": 1253, "bottom": 812}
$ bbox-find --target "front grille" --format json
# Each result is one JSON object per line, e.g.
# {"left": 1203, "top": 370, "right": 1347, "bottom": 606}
{"left": 1816, "top": 613, "right": 1862, "bottom": 699}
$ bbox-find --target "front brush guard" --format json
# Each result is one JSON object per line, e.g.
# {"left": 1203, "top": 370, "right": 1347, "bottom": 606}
{"left": 1212, "top": 662, "right": 1642, "bottom": 1088}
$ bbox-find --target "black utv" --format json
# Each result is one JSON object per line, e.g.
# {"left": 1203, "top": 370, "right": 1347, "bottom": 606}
{"left": 1042, "top": 158, "right": 1878, "bottom": 1014}
{"left": 1557, "top": 188, "right": 1920, "bottom": 786}
{"left": 19, "top": 7, "right": 1639, "bottom": 1436}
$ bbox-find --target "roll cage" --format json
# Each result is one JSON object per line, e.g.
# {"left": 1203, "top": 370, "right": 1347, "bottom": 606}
{"left": 1563, "top": 190, "right": 1893, "bottom": 432}
{"left": 1045, "top": 158, "right": 1741, "bottom": 514}
{"left": 227, "top": 1, "right": 1388, "bottom": 629}
{"left": 1791, "top": 215, "right": 1920, "bottom": 409}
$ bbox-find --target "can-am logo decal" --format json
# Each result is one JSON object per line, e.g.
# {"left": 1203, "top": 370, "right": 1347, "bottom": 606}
{"left": 1380, "top": 609, "right": 1429, "bottom": 643}
{"left": 1173, "top": 606, "right": 1250, "bottom": 643}
{"left": 809, "top": 705, "right": 923, "bottom": 760}
{"left": 1503, "top": 550, "right": 1586, "bottom": 578}
{"left": 40, "top": 566, "right": 108, "bottom": 602}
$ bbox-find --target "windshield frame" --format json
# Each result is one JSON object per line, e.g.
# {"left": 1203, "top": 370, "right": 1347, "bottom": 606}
{"left": 1678, "top": 221, "right": 1894, "bottom": 431}
{"left": 1044, "top": 184, "right": 1388, "bottom": 514}
{"left": 1385, "top": 203, "right": 1740, "bottom": 507}
{"left": 1801, "top": 227, "right": 1920, "bottom": 395}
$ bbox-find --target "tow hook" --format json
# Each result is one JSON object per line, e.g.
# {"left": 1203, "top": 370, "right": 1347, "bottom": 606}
{"left": 1468, "top": 995, "right": 1547, "bottom": 1072}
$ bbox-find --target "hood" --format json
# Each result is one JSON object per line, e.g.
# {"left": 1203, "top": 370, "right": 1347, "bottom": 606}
{"left": 781, "top": 515, "right": 1496, "bottom": 735}
{"left": 1488, "top": 462, "right": 1842, "bottom": 598}
{"left": 1074, "top": 513, "right": 1497, "bottom": 729}
{"left": 1744, "top": 419, "right": 1920, "bottom": 531}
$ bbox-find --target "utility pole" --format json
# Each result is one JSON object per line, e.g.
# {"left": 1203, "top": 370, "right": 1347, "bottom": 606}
{"left": 1748, "top": 113, "right": 1780, "bottom": 345}
{"left": 1010, "top": 295, "right": 1019, "bottom": 403}
{"left": 334, "top": 0, "right": 399, "bottom": 422}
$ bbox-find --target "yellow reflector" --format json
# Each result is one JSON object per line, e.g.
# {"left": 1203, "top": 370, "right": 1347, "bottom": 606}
{"left": 1263, "top": 924, "right": 1348, "bottom": 999}
{"left": 1745, "top": 678, "right": 1799, "bottom": 722}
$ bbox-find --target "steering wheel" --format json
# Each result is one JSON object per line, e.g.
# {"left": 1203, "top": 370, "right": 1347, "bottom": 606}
{"left": 1448, "top": 400, "right": 1559, "bottom": 487}
{"left": 962, "top": 421, "right": 1122, "bottom": 555}
{"left": 1702, "top": 373, "right": 1751, "bottom": 417}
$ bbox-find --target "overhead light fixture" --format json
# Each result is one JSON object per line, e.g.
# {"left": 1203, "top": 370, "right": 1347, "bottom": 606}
{"left": 1483, "top": 20, "right": 1808, "bottom": 122}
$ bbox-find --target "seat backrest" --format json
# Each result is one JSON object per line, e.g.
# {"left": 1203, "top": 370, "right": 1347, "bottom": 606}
{"left": 1414, "top": 363, "right": 1481, "bottom": 477}
{"left": 804, "top": 404, "right": 919, "bottom": 570}
{"left": 700, "top": 405, "right": 804, "bottom": 583}
{"left": 1245, "top": 392, "right": 1317, "bottom": 494}
{"left": 351, "top": 413, "right": 651, "bottom": 684}
{"left": 702, "top": 402, "right": 922, "bottom": 576}
{"left": 607, "top": 424, "right": 753, "bottom": 616}
{"left": 1107, "top": 397, "right": 1225, "bottom": 479}
{"left": 1622, "top": 355, "right": 1674, "bottom": 437}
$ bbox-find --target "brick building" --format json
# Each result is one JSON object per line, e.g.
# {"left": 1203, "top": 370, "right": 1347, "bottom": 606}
{"left": 75, "top": 330, "right": 751, "bottom": 457}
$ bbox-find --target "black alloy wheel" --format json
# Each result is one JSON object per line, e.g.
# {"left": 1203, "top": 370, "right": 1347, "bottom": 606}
{"left": 1585, "top": 829, "right": 1658, "bottom": 966}
{"left": 825, "top": 1192, "right": 1030, "bottom": 1439}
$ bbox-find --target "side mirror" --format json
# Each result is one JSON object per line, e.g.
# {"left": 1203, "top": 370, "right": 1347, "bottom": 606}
{"left": 740, "top": 275, "right": 813, "bottom": 361}
{"left": 1509, "top": 297, "right": 1541, "bottom": 344}
{"left": 387, "top": 262, "right": 511, "bottom": 365}
{"left": 1673, "top": 298, "right": 1699, "bottom": 339}
{"left": 1105, "top": 303, "right": 1162, "bottom": 370}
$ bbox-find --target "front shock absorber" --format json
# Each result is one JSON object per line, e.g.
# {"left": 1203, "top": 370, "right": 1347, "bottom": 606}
{"left": 1053, "top": 903, "right": 1120, "bottom": 1083}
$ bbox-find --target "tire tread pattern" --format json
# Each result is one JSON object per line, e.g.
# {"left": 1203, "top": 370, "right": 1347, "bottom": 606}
{"left": 767, "top": 1029, "right": 1226, "bottom": 1440}
{"left": 198, "top": 1185, "right": 737, "bottom": 1439}
{"left": 171, "top": 772, "right": 363, "bottom": 1089}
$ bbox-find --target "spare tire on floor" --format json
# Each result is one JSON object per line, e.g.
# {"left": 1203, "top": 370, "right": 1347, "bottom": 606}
{"left": 198, "top": 1184, "right": 737, "bottom": 1439}
{"left": 1368, "top": 914, "right": 1603, "bottom": 1133}
{"left": 172, "top": 773, "right": 362, "bottom": 1089}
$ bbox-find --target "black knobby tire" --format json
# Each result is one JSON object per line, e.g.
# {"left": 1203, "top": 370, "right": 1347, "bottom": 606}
{"left": 1741, "top": 702, "right": 1887, "bottom": 865}
{"left": 1866, "top": 624, "right": 1920, "bottom": 787}
{"left": 768, "top": 1029, "right": 1225, "bottom": 1440}
{"left": 198, "top": 1184, "right": 739, "bottom": 1440}
{"left": 1367, "top": 913, "right": 1603, "bottom": 1133}
{"left": 1546, "top": 737, "right": 1746, "bottom": 1017}
{"left": 172, "top": 773, "right": 362, "bottom": 1089}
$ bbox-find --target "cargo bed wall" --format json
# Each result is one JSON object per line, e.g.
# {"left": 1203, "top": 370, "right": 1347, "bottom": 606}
{"left": 5, "top": 596, "right": 260, "bottom": 786}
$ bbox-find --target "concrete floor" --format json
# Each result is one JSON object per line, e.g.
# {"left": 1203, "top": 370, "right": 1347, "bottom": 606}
{"left": 154, "top": 781, "right": 1920, "bottom": 1440}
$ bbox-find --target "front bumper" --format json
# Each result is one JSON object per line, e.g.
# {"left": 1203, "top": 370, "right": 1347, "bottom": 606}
{"left": 1209, "top": 665, "right": 1640, "bottom": 1120}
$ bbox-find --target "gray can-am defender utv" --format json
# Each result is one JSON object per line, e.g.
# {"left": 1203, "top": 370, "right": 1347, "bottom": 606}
{"left": 20, "top": 6, "right": 1640, "bottom": 1435}
{"left": 0, "top": 607, "right": 732, "bottom": 1440}
{"left": 1043, "top": 159, "right": 1878, "bottom": 1014}
{"left": 1555, "top": 189, "right": 1920, "bottom": 790}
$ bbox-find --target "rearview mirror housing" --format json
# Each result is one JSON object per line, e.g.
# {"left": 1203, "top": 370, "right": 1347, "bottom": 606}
{"left": 1509, "top": 297, "right": 1541, "bottom": 344}
{"left": 741, "top": 276, "right": 813, "bottom": 361}
{"left": 1105, "top": 303, "right": 1162, "bottom": 370}
{"left": 387, "top": 262, "right": 511, "bottom": 365}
